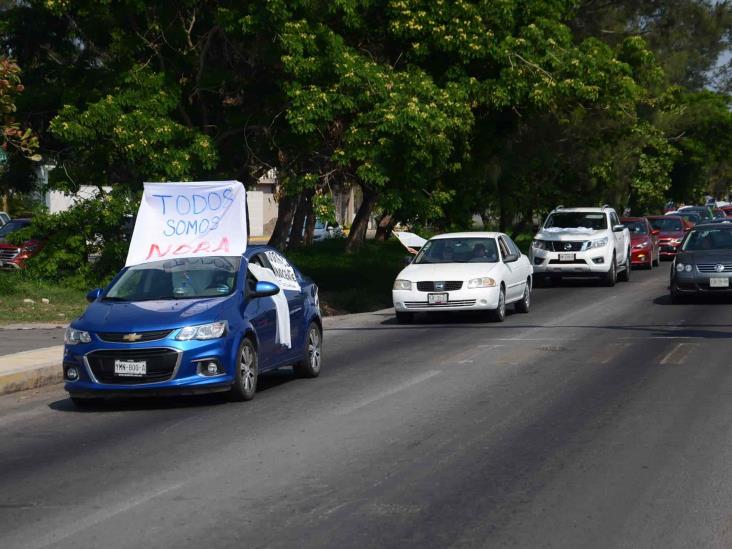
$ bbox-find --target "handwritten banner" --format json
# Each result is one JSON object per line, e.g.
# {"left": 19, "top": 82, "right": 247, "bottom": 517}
{"left": 126, "top": 181, "right": 247, "bottom": 266}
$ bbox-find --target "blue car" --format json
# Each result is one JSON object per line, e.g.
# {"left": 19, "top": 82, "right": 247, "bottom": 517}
{"left": 62, "top": 246, "right": 322, "bottom": 406}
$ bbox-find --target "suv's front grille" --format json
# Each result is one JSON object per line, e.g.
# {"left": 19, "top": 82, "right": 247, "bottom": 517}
{"left": 86, "top": 348, "right": 179, "bottom": 384}
{"left": 548, "top": 241, "right": 586, "bottom": 252}
{"left": 0, "top": 248, "right": 20, "bottom": 262}
{"left": 416, "top": 281, "right": 463, "bottom": 292}
{"left": 697, "top": 263, "right": 732, "bottom": 273}
{"left": 96, "top": 329, "right": 173, "bottom": 343}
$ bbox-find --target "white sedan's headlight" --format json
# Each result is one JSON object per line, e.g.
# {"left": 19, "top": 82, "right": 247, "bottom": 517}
{"left": 393, "top": 279, "right": 412, "bottom": 291}
{"left": 589, "top": 237, "right": 608, "bottom": 249}
{"left": 65, "top": 327, "right": 91, "bottom": 345}
{"left": 176, "top": 321, "right": 228, "bottom": 341}
{"left": 467, "top": 277, "right": 497, "bottom": 288}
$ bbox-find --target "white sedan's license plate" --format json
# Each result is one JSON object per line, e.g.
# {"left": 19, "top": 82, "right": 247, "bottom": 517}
{"left": 114, "top": 359, "right": 147, "bottom": 376}
{"left": 559, "top": 253, "right": 575, "bottom": 262}
{"left": 428, "top": 293, "right": 448, "bottom": 305}
{"left": 710, "top": 277, "right": 730, "bottom": 288}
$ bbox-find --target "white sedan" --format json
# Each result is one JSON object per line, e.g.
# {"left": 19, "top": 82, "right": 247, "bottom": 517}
{"left": 392, "top": 232, "right": 533, "bottom": 323}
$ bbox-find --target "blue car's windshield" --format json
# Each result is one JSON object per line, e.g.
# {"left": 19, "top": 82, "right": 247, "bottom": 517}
{"left": 105, "top": 256, "right": 240, "bottom": 301}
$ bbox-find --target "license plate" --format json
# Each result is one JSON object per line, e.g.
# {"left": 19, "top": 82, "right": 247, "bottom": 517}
{"left": 114, "top": 359, "right": 147, "bottom": 376}
{"left": 428, "top": 293, "right": 448, "bottom": 305}
{"left": 710, "top": 277, "right": 729, "bottom": 288}
{"left": 559, "top": 253, "right": 575, "bottom": 262}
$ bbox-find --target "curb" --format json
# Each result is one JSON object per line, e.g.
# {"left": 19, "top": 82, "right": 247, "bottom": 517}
{"left": 0, "top": 346, "right": 64, "bottom": 397}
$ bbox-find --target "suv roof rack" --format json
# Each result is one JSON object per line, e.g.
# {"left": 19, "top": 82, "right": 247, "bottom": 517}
{"left": 553, "top": 205, "right": 564, "bottom": 211}
{"left": 601, "top": 204, "right": 611, "bottom": 209}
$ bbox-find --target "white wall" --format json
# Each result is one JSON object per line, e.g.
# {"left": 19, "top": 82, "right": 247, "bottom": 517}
{"left": 247, "top": 190, "right": 264, "bottom": 237}
{"left": 45, "top": 186, "right": 112, "bottom": 214}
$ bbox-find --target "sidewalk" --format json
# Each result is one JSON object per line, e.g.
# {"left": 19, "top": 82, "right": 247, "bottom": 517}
{"left": 0, "top": 309, "right": 393, "bottom": 397}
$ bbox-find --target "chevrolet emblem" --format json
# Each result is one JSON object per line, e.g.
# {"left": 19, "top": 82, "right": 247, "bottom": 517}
{"left": 123, "top": 333, "right": 143, "bottom": 342}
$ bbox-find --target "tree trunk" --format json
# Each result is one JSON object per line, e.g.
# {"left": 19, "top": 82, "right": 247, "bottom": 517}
{"left": 268, "top": 193, "right": 297, "bottom": 250}
{"left": 303, "top": 191, "right": 316, "bottom": 246}
{"left": 374, "top": 214, "right": 394, "bottom": 241}
{"left": 345, "top": 186, "right": 377, "bottom": 254}
{"left": 287, "top": 190, "right": 308, "bottom": 251}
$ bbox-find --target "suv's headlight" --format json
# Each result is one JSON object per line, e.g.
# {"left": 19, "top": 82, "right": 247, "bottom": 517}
{"left": 532, "top": 240, "right": 546, "bottom": 250}
{"left": 467, "top": 277, "right": 496, "bottom": 288}
{"left": 65, "top": 327, "right": 91, "bottom": 345}
{"left": 676, "top": 263, "right": 693, "bottom": 273}
{"left": 589, "top": 237, "right": 608, "bottom": 249}
{"left": 393, "top": 279, "right": 412, "bottom": 291}
{"left": 176, "top": 321, "right": 228, "bottom": 341}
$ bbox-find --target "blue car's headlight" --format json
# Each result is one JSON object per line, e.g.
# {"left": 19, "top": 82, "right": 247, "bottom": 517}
{"left": 176, "top": 321, "right": 228, "bottom": 341}
{"left": 65, "top": 327, "right": 91, "bottom": 344}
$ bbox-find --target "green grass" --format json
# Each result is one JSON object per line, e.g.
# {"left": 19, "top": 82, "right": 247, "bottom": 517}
{"left": 0, "top": 271, "right": 86, "bottom": 324}
{"left": 288, "top": 239, "right": 407, "bottom": 315}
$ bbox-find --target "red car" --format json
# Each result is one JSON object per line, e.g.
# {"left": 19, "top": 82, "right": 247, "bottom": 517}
{"left": 0, "top": 219, "right": 42, "bottom": 269}
{"left": 621, "top": 217, "right": 660, "bottom": 268}
{"left": 646, "top": 215, "right": 690, "bottom": 259}
{"left": 721, "top": 205, "right": 732, "bottom": 218}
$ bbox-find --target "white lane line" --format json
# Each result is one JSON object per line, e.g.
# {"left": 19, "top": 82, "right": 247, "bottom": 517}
{"left": 26, "top": 482, "right": 184, "bottom": 549}
{"left": 659, "top": 343, "right": 697, "bottom": 365}
{"left": 336, "top": 370, "right": 441, "bottom": 415}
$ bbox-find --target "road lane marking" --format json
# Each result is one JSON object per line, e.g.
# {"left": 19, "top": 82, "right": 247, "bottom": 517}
{"left": 336, "top": 370, "right": 441, "bottom": 415}
{"left": 659, "top": 343, "right": 698, "bottom": 365}
{"left": 26, "top": 482, "right": 184, "bottom": 549}
{"left": 596, "top": 343, "right": 630, "bottom": 364}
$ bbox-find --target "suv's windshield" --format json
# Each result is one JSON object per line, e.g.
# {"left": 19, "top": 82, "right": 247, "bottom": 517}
{"left": 105, "top": 256, "right": 240, "bottom": 301}
{"left": 544, "top": 212, "right": 608, "bottom": 230}
{"left": 414, "top": 237, "right": 499, "bottom": 264}
{"left": 683, "top": 228, "right": 732, "bottom": 251}
{"left": 649, "top": 218, "right": 683, "bottom": 232}
{"left": 624, "top": 221, "right": 648, "bottom": 235}
{"left": 0, "top": 220, "right": 30, "bottom": 237}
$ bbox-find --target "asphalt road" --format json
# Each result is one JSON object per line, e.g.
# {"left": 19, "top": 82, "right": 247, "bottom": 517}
{"left": 0, "top": 327, "right": 65, "bottom": 355}
{"left": 2, "top": 265, "right": 732, "bottom": 548}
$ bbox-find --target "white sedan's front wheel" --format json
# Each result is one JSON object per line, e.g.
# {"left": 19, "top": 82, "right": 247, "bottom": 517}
{"left": 515, "top": 280, "right": 531, "bottom": 314}
{"left": 489, "top": 287, "right": 506, "bottom": 322}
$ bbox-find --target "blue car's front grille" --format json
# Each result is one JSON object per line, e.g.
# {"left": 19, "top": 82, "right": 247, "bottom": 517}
{"left": 96, "top": 329, "right": 173, "bottom": 343}
{"left": 86, "top": 348, "right": 179, "bottom": 384}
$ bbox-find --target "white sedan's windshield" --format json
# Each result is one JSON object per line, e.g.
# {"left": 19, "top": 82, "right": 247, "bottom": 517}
{"left": 105, "top": 256, "right": 240, "bottom": 301}
{"left": 414, "top": 238, "right": 499, "bottom": 264}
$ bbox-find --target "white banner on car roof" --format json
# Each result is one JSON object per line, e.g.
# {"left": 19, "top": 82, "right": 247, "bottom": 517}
{"left": 126, "top": 181, "right": 247, "bottom": 267}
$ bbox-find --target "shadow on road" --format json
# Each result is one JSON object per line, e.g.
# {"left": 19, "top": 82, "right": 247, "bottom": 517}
{"left": 48, "top": 368, "right": 298, "bottom": 413}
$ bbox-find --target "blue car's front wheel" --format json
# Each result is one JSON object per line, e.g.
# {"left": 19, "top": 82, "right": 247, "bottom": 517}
{"left": 294, "top": 323, "right": 322, "bottom": 378}
{"left": 229, "top": 338, "right": 258, "bottom": 401}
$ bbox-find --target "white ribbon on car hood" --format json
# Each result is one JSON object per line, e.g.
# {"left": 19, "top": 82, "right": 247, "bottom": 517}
{"left": 541, "top": 227, "right": 596, "bottom": 235}
{"left": 248, "top": 263, "right": 292, "bottom": 348}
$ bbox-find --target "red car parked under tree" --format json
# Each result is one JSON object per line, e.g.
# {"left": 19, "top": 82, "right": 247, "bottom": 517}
{"left": 621, "top": 217, "right": 660, "bottom": 268}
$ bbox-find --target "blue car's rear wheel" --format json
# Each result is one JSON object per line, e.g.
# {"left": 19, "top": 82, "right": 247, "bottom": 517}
{"left": 229, "top": 338, "right": 258, "bottom": 401}
{"left": 294, "top": 323, "right": 322, "bottom": 378}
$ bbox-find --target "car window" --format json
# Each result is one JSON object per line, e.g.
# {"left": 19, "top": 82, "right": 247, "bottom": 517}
{"left": 649, "top": 218, "right": 683, "bottom": 231}
{"left": 0, "top": 220, "right": 30, "bottom": 236}
{"left": 105, "top": 256, "right": 240, "bottom": 301}
{"left": 610, "top": 212, "right": 620, "bottom": 227}
{"left": 544, "top": 212, "right": 608, "bottom": 230}
{"left": 624, "top": 221, "right": 648, "bottom": 235}
{"left": 504, "top": 235, "right": 521, "bottom": 256}
{"left": 497, "top": 237, "right": 510, "bottom": 259}
{"left": 414, "top": 237, "right": 499, "bottom": 264}
{"left": 683, "top": 228, "right": 732, "bottom": 251}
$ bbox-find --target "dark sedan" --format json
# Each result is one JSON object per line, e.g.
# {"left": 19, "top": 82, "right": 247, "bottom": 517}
{"left": 670, "top": 223, "right": 732, "bottom": 302}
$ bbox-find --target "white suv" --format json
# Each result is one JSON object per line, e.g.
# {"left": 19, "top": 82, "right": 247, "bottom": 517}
{"left": 529, "top": 206, "right": 632, "bottom": 286}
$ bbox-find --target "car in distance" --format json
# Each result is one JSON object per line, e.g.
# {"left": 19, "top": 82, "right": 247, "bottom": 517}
{"left": 529, "top": 205, "right": 631, "bottom": 286}
{"left": 666, "top": 211, "right": 701, "bottom": 227}
{"left": 0, "top": 211, "right": 9, "bottom": 226}
{"left": 392, "top": 232, "right": 532, "bottom": 323}
{"left": 621, "top": 217, "right": 660, "bottom": 268}
{"left": 670, "top": 223, "right": 732, "bottom": 302}
{"left": 646, "top": 215, "right": 689, "bottom": 260}
{"left": 313, "top": 219, "right": 345, "bottom": 242}
{"left": 63, "top": 247, "right": 322, "bottom": 406}
{"left": 677, "top": 205, "right": 714, "bottom": 222}
{"left": 0, "top": 218, "right": 42, "bottom": 269}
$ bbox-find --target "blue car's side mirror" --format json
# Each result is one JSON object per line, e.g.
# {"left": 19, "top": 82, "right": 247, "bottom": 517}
{"left": 86, "top": 288, "right": 103, "bottom": 303}
{"left": 251, "top": 281, "right": 280, "bottom": 298}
